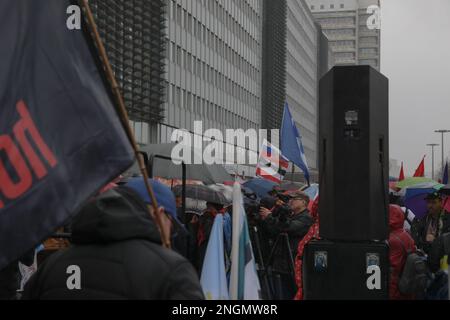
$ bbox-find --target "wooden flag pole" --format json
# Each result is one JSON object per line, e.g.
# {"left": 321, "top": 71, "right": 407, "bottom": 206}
{"left": 80, "top": 0, "right": 170, "bottom": 248}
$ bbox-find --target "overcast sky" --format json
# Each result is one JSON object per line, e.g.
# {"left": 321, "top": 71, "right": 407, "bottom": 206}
{"left": 381, "top": 0, "right": 450, "bottom": 176}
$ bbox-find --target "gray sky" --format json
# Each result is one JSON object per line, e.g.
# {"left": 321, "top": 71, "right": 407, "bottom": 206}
{"left": 381, "top": 0, "right": 450, "bottom": 176}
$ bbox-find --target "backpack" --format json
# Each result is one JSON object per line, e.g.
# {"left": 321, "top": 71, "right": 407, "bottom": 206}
{"left": 393, "top": 234, "right": 429, "bottom": 296}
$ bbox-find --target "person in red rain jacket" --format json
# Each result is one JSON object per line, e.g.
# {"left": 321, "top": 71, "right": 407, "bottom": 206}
{"left": 388, "top": 204, "right": 416, "bottom": 300}
{"left": 294, "top": 197, "right": 320, "bottom": 300}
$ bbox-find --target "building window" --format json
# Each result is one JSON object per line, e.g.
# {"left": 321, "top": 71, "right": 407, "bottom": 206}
{"left": 340, "top": 4, "right": 344, "bottom": 8}
{"left": 320, "top": 5, "right": 324, "bottom": 9}
{"left": 311, "top": 5, "right": 315, "bottom": 10}
{"left": 330, "top": 4, "right": 334, "bottom": 9}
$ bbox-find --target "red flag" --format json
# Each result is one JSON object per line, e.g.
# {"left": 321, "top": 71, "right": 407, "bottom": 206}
{"left": 413, "top": 156, "right": 426, "bottom": 177}
{"left": 398, "top": 162, "right": 405, "bottom": 181}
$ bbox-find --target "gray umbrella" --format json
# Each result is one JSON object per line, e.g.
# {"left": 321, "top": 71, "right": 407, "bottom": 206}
{"left": 130, "top": 143, "right": 232, "bottom": 185}
{"left": 172, "top": 185, "right": 228, "bottom": 205}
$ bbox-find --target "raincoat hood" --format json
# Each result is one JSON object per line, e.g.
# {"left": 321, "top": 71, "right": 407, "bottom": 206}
{"left": 389, "top": 204, "right": 405, "bottom": 231}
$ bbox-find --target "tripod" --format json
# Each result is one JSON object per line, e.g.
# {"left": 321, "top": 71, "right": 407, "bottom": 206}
{"left": 249, "top": 224, "right": 273, "bottom": 300}
{"left": 266, "top": 232, "right": 297, "bottom": 300}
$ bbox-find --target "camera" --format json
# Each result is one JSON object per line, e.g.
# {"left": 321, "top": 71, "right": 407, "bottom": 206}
{"left": 244, "top": 195, "right": 277, "bottom": 226}
{"left": 271, "top": 204, "right": 292, "bottom": 222}
{"left": 245, "top": 198, "right": 261, "bottom": 225}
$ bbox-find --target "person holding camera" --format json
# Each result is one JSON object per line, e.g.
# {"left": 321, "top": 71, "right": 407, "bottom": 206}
{"left": 259, "top": 191, "right": 313, "bottom": 254}
{"left": 259, "top": 191, "right": 313, "bottom": 299}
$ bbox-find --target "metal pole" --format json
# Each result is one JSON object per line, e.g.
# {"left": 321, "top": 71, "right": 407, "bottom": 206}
{"left": 433, "top": 146, "right": 435, "bottom": 181}
{"left": 427, "top": 144, "right": 439, "bottom": 180}
{"left": 442, "top": 133, "right": 444, "bottom": 174}
{"left": 435, "top": 130, "right": 450, "bottom": 173}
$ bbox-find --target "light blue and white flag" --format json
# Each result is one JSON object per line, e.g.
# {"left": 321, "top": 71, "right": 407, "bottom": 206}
{"left": 200, "top": 214, "right": 230, "bottom": 300}
{"left": 230, "top": 182, "right": 262, "bottom": 300}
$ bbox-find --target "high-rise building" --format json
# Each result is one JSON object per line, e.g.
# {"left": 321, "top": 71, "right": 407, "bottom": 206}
{"left": 89, "top": 0, "right": 332, "bottom": 180}
{"left": 162, "top": 0, "right": 264, "bottom": 175}
{"left": 162, "top": 0, "right": 263, "bottom": 143}
{"left": 306, "top": 0, "right": 381, "bottom": 70}
{"left": 261, "top": 0, "right": 333, "bottom": 181}
{"left": 92, "top": 0, "right": 264, "bottom": 176}
{"left": 89, "top": 0, "right": 167, "bottom": 143}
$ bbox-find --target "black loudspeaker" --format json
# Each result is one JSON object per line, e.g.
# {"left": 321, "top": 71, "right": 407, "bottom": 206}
{"left": 319, "top": 66, "right": 389, "bottom": 241}
{"left": 303, "top": 240, "right": 389, "bottom": 300}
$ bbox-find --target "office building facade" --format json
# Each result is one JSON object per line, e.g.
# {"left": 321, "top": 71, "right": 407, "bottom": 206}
{"left": 306, "top": 0, "right": 381, "bottom": 70}
{"left": 261, "top": 0, "right": 333, "bottom": 181}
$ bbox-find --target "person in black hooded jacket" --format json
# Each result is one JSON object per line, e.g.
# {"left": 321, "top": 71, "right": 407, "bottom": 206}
{"left": 22, "top": 179, "right": 204, "bottom": 300}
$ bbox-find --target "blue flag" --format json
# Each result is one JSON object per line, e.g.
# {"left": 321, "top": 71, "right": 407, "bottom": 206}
{"left": 443, "top": 162, "right": 449, "bottom": 185}
{"left": 280, "top": 103, "right": 310, "bottom": 184}
{"left": 0, "top": 0, "right": 134, "bottom": 268}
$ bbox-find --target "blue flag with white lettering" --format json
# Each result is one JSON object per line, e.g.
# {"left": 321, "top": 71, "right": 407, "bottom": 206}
{"left": 0, "top": 0, "right": 134, "bottom": 268}
{"left": 280, "top": 103, "right": 310, "bottom": 184}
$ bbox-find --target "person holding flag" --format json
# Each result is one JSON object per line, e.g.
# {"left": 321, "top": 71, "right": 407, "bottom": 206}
{"left": 0, "top": 0, "right": 138, "bottom": 274}
{"left": 23, "top": 180, "right": 204, "bottom": 300}
{"left": 1, "top": 0, "right": 185, "bottom": 299}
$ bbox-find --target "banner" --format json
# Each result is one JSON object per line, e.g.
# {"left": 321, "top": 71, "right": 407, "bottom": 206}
{"left": 0, "top": 0, "right": 134, "bottom": 268}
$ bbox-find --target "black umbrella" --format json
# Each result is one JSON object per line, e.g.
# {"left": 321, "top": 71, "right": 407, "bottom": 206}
{"left": 280, "top": 181, "right": 305, "bottom": 191}
{"left": 172, "top": 184, "right": 228, "bottom": 205}
{"left": 129, "top": 143, "right": 232, "bottom": 185}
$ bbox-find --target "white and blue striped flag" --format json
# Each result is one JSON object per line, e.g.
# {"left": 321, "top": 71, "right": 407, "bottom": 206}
{"left": 230, "top": 182, "right": 262, "bottom": 300}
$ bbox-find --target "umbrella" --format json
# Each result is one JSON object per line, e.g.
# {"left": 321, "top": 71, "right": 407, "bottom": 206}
{"left": 208, "top": 184, "right": 234, "bottom": 205}
{"left": 439, "top": 185, "right": 450, "bottom": 196}
{"left": 396, "top": 177, "right": 436, "bottom": 189}
{"left": 242, "top": 178, "right": 278, "bottom": 198}
{"left": 279, "top": 181, "right": 306, "bottom": 191}
{"left": 302, "top": 183, "right": 319, "bottom": 201}
{"left": 404, "top": 187, "right": 445, "bottom": 220}
{"left": 131, "top": 143, "right": 232, "bottom": 185}
{"left": 172, "top": 184, "right": 228, "bottom": 205}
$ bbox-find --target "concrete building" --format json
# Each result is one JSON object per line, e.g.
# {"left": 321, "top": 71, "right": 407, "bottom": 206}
{"left": 162, "top": 0, "right": 264, "bottom": 175}
{"left": 306, "top": 0, "right": 381, "bottom": 70}
{"left": 90, "top": 0, "right": 332, "bottom": 181}
{"left": 261, "top": 0, "right": 333, "bottom": 182}
{"left": 89, "top": 0, "right": 167, "bottom": 144}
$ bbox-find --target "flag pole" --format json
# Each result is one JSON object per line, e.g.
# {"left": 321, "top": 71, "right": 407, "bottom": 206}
{"left": 291, "top": 163, "right": 295, "bottom": 183}
{"left": 230, "top": 182, "right": 241, "bottom": 300}
{"left": 80, "top": 0, "right": 170, "bottom": 248}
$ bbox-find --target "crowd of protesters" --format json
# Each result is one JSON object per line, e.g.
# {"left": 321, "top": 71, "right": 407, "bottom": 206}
{"left": 1, "top": 175, "right": 450, "bottom": 300}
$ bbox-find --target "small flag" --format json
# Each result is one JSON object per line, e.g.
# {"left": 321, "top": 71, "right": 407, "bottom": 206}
{"left": 443, "top": 162, "right": 448, "bottom": 185}
{"left": 281, "top": 103, "right": 310, "bottom": 184}
{"left": 256, "top": 139, "right": 288, "bottom": 184}
{"left": 398, "top": 162, "right": 405, "bottom": 181}
{"left": 200, "top": 214, "right": 230, "bottom": 300}
{"left": 413, "top": 156, "right": 426, "bottom": 177}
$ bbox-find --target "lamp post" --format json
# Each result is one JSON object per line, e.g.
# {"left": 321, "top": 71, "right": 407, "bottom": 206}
{"left": 435, "top": 130, "right": 450, "bottom": 173}
{"left": 427, "top": 143, "right": 439, "bottom": 180}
